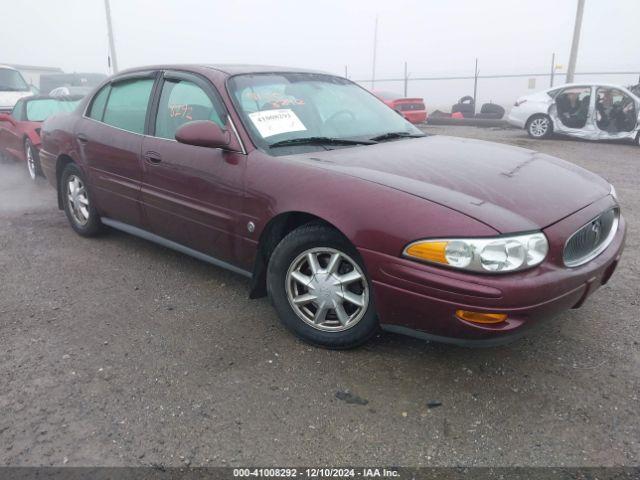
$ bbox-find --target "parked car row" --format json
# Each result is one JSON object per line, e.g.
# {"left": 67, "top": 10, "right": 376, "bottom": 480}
{"left": 32, "top": 64, "right": 625, "bottom": 349}
{"left": 0, "top": 95, "right": 82, "bottom": 179}
{"left": 0, "top": 64, "right": 106, "bottom": 178}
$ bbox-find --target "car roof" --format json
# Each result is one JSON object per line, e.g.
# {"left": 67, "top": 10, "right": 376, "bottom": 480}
{"left": 18, "top": 94, "right": 84, "bottom": 102}
{"left": 0, "top": 65, "right": 18, "bottom": 71}
{"left": 546, "top": 82, "right": 634, "bottom": 91}
{"left": 116, "top": 64, "right": 332, "bottom": 77}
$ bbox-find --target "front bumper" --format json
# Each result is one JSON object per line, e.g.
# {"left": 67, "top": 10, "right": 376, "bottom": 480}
{"left": 360, "top": 196, "right": 626, "bottom": 346}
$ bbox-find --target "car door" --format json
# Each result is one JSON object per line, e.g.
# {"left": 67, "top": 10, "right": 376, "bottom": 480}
{"left": 76, "top": 72, "right": 157, "bottom": 227}
{"left": 594, "top": 86, "right": 639, "bottom": 140}
{"left": 140, "top": 70, "right": 246, "bottom": 264}
{"left": 549, "top": 85, "right": 596, "bottom": 138}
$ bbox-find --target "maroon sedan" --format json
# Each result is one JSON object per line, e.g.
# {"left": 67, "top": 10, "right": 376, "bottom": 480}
{"left": 39, "top": 65, "right": 625, "bottom": 349}
{"left": 0, "top": 95, "right": 81, "bottom": 180}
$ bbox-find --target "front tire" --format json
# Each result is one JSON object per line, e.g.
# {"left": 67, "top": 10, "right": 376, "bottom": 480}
{"left": 60, "top": 163, "right": 104, "bottom": 237}
{"left": 267, "top": 223, "right": 378, "bottom": 349}
{"left": 526, "top": 114, "right": 553, "bottom": 139}
{"left": 25, "top": 139, "right": 41, "bottom": 180}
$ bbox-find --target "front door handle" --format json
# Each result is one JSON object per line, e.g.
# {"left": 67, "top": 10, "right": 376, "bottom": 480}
{"left": 144, "top": 151, "right": 162, "bottom": 164}
{"left": 77, "top": 133, "right": 89, "bottom": 144}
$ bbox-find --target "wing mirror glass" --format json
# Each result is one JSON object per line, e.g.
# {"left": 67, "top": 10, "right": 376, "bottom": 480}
{"left": 175, "top": 120, "right": 231, "bottom": 149}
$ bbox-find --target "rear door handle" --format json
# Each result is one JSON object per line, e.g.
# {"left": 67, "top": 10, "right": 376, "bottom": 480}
{"left": 144, "top": 151, "right": 162, "bottom": 164}
{"left": 77, "top": 133, "right": 88, "bottom": 144}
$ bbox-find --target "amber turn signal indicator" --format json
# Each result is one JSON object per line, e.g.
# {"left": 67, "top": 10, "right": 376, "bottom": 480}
{"left": 455, "top": 310, "right": 508, "bottom": 324}
{"left": 404, "top": 241, "right": 448, "bottom": 264}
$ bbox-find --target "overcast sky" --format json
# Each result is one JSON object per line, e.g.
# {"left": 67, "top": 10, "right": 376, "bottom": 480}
{"left": 2, "top": 0, "right": 638, "bottom": 107}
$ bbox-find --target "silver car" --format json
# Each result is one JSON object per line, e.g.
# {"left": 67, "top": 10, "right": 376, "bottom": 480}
{"left": 508, "top": 83, "right": 640, "bottom": 146}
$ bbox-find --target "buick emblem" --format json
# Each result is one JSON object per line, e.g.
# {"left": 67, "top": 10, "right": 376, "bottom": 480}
{"left": 590, "top": 219, "right": 602, "bottom": 243}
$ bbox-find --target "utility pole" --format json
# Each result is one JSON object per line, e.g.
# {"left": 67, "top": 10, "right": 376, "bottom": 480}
{"left": 550, "top": 52, "right": 556, "bottom": 87}
{"left": 403, "top": 62, "right": 408, "bottom": 97}
{"left": 566, "top": 0, "right": 585, "bottom": 83}
{"left": 472, "top": 58, "right": 479, "bottom": 116}
{"left": 344, "top": 65, "right": 348, "bottom": 79}
{"left": 104, "top": 0, "right": 119, "bottom": 74}
{"left": 371, "top": 16, "right": 378, "bottom": 88}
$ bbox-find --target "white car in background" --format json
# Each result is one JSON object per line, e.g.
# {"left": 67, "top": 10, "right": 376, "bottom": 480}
{"left": 508, "top": 83, "right": 640, "bottom": 146}
{"left": 0, "top": 65, "right": 33, "bottom": 113}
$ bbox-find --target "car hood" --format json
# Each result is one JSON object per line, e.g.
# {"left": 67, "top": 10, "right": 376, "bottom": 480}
{"left": 292, "top": 135, "right": 610, "bottom": 233}
{"left": 0, "top": 90, "right": 31, "bottom": 109}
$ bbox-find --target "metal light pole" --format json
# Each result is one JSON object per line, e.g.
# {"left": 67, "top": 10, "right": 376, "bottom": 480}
{"left": 104, "top": 0, "right": 119, "bottom": 74}
{"left": 566, "top": 0, "right": 585, "bottom": 83}
{"left": 371, "top": 16, "right": 378, "bottom": 88}
{"left": 550, "top": 52, "right": 556, "bottom": 87}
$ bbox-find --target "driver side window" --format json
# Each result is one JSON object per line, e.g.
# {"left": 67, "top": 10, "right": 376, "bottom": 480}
{"left": 154, "top": 79, "right": 225, "bottom": 140}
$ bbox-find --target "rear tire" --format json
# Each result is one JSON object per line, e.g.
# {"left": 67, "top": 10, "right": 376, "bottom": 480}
{"left": 60, "top": 163, "right": 104, "bottom": 237}
{"left": 526, "top": 114, "right": 553, "bottom": 139}
{"left": 25, "top": 139, "right": 41, "bottom": 180}
{"left": 267, "top": 223, "right": 378, "bottom": 349}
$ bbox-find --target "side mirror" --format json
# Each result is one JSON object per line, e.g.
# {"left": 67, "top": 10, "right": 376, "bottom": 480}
{"left": 175, "top": 120, "right": 230, "bottom": 149}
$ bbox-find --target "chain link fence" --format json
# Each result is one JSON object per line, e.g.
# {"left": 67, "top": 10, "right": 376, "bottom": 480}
{"left": 352, "top": 70, "right": 640, "bottom": 113}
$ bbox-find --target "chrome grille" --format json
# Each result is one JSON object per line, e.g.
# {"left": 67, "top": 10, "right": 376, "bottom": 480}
{"left": 563, "top": 208, "right": 619, "bottom": 267}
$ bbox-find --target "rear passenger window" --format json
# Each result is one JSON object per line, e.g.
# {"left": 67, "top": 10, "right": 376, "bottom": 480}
{"left": 154, "top": 79, "right": 225, "bottom": 140}
{"left": 88, "top": 85, "right": 110, "bottom": 121}
{"left": 103, "top": 78, "right": 154, "bottom": 134}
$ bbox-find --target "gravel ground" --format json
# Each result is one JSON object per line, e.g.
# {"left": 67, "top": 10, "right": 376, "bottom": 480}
{"left": 0, "top": 126, "right": 638, "bottom": 467}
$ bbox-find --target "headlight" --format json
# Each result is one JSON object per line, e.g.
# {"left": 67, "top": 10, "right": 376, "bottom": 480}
{"left": 403, "top": 232, "right": 549, "bottom": 273}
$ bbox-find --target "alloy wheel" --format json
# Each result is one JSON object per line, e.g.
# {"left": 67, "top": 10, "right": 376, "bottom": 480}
{"left": 66, "top": 175, "right": 90, "bottom": 225}
{"left": 529, "top": 117, "right": 549, "bottom": 137}
{"left": 285, "top": 247, "right": 369, "bottom": 332}
{"left": 26, "top": 144, "right": 36, "bottom": 180}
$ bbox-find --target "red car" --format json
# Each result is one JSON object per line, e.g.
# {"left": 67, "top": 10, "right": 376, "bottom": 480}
{"left": 39, "top": 65, "right": 625, "bottom": 349}
{"left": 0, "top": 95, "right": 80, "bottom": 180}
{"left": 374, "top": 90, "right": 428, "bottom": 124}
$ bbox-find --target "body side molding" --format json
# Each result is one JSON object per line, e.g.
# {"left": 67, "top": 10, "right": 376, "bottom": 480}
{"left": 100, "top": 218, "right": 252, "bottom": 278}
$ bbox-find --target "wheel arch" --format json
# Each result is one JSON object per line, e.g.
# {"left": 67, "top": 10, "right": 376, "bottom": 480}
{"left": 525, "top": 112, "right": 553, "bottom": 128}
{"left": 54, "top": 154, "right": 77, "bottom": 209}
{"left": 249, "top": 211, "right": 349, "bottom": 299}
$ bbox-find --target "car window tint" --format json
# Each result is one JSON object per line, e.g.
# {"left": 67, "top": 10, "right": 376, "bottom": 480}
{"left": 154, "top": 79, "right": 225, "bottom": 140}
{"left": 11, "top": 99, "right": 24, "bottom": 121}
{"left": 103, "top": 78, "right": 154, "bottom": 134}
{"left": 88, "top": 85, "right": 110, "bottom": 121}
{"left": 26, "top": 98, "right": 80, "bottom": 122}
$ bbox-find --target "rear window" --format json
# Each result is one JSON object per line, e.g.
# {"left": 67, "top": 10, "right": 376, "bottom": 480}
{"left": 375, "top": 91, "right": 403, "bottom": 101}
{"left": 102, "top": 78, "right": 154, "bottom": 134}
{"left": 25, "top": 98, "right": 79, "bottom": 121}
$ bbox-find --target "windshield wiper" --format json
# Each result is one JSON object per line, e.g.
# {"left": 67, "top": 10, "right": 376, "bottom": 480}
{"left": 370, "top": 131, "right": 425, "bottom": 142}
{"left": 269, "top": 136, "right": 376, "bottom": 148}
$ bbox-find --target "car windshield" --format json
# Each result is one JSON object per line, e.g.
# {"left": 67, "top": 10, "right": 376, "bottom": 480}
{"left": 25, "top": 98, "right": 80, "bottom": 122}
{"left": 0, "top": 68, "right": 30, "bottom": 92}
{"left": 228, "top": 73, "right": 423, "bottom": 152}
